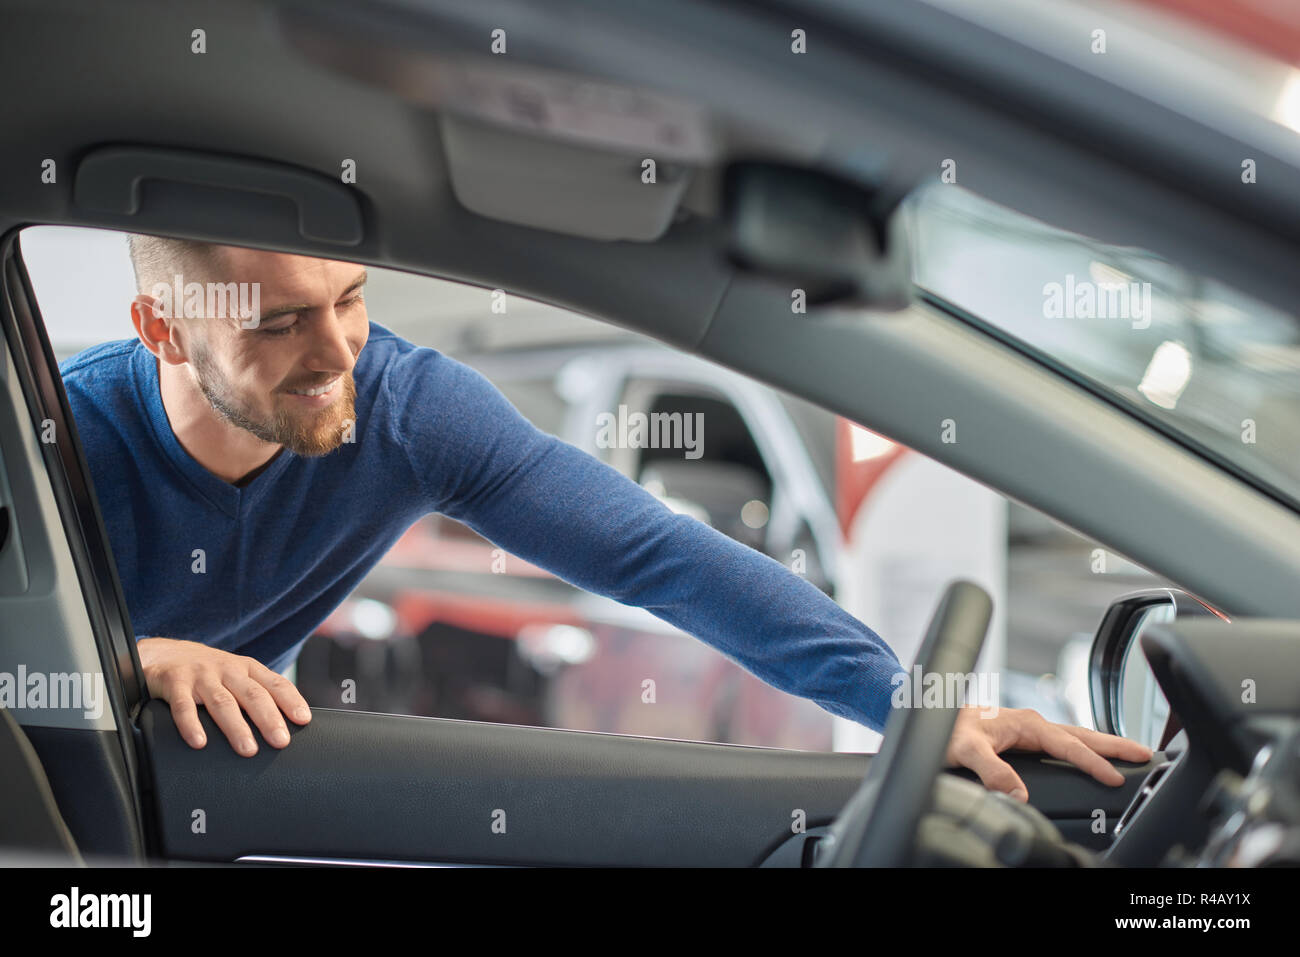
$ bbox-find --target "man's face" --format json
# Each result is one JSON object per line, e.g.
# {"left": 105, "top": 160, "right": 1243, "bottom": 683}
{"left": 175, "top": 248, "right": 369, "bottom": 457}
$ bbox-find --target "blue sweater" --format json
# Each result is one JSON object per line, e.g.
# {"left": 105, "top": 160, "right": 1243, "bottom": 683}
{"left": 59, "top": 322, "right": 903, "bottom": 731}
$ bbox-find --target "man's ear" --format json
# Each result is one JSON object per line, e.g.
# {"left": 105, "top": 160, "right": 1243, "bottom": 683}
{"left": 131, "top": 295, "right": 188, "bottom": 366}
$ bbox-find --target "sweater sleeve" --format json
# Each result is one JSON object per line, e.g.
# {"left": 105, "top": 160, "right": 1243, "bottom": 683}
{"left": 387, "top": 350, "right": 905, "bottom": 733}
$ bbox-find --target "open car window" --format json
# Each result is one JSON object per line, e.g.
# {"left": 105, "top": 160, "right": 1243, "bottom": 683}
{"left": 21, "top": 223, "right": 1173, "bottom": 755}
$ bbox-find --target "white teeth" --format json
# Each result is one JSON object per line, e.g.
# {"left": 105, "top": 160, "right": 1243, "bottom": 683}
{"left": 290, "top": 379, "right": 337, "bottom": 397}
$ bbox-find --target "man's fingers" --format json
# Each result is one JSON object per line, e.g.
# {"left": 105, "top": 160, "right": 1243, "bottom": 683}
{"left": 1033, "top": 722, "right": 1126, "bottom": 786}
{"left": 167, "top": 689, "right": 207, "bottom": 750}
{"left": 953, "top": 734, "right": 1029, "bottom": 801}
{"left": 196, "top": 680, "right": 258, "bottom": 757}
{"left": 139, "top": 641, "right": 306, "bottom": 754}
{"left": 246, "top": 658, "right": 312, "bottom": 725}
{"left": 1058, "top": 725, "right": 1154, "bottom": 763}
{"left": 234, "top": 675, "right": 291, "bottom": 748}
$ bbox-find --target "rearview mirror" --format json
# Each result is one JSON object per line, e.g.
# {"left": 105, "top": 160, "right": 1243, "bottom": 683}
{"left": 1089, "top": 589, "right": 1225, "bottom": 749}
{"left": 721, "top": 161, "right": 913, "bottom": 310}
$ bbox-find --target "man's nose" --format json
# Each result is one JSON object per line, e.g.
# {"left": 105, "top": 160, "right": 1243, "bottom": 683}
{"left": 305, "top": 308, "right": 358, "bottom": 372}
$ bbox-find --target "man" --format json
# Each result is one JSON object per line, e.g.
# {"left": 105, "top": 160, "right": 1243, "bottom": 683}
{"left": 58, "top": 235, "right": 1151, "bottom": 802}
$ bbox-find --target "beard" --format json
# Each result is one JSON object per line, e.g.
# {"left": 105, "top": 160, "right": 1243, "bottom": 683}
{"left": 190, "top": 344, "right": 357, "bottom": 458}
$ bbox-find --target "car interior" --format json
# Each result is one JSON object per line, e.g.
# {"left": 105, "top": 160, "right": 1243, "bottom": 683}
{"left": 2, "top": 0, "right": 1300, "bottom": 868}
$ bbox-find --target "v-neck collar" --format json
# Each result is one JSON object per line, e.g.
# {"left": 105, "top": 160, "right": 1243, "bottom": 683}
{"left": 134, "top": 346, "right": 295, "bottom": 518}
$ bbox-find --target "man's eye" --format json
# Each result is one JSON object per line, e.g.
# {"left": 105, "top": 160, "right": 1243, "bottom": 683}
{"left": 339, "top": 295, "right": 363, "bottom": 308}
{"left": 261, "top": 322, "right": 296, "bottom": 336}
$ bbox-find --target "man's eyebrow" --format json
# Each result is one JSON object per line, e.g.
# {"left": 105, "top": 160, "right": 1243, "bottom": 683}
{"left": 256, "top": 302, "right": 309, "bottom": 323}
{"left": 340, "top": 270, "right": 368, "bottom": 297}
{"left": 255, "top": 271, "right": 368, "bottom": 323}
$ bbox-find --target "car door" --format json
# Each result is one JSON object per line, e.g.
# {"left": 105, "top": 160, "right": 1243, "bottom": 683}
{"left": 0, "top": 238, "right": 147, "bottom": 862}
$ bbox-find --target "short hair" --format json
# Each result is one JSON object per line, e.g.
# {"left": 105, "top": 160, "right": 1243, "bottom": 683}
{"left": 125, "top": 234, "right": 221, "bottom": 296}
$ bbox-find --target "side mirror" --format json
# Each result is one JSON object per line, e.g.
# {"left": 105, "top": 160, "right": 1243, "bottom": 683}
{"left": 1089, "top": 589, "right": 1225, "bottom": 749}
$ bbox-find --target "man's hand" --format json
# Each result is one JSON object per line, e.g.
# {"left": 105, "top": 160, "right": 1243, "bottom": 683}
{"left": 946, "top": 706, "right": 1153, "bottom": 801}
{"left": 137, "top": 637, "right": 312, "bottom": 756}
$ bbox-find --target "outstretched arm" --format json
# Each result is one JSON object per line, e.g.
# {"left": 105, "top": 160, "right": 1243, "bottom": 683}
{"left": 387, "top": 349, "right": 1154, "bottom": 797}
{"left": 387, "top": 350, "right": 903, "bottom": 733}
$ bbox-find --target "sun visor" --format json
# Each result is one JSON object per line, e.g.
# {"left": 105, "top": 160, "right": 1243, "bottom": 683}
{"left": 433, "top": 62, "right": 715, "bottom": 241}
{"left": 440, "top": 112, "right": 694, "bottom": 241}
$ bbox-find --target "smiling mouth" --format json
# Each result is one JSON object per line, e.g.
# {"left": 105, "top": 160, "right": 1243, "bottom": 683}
{"left": 286, "top": 377, "right": 341, "bottom": 398}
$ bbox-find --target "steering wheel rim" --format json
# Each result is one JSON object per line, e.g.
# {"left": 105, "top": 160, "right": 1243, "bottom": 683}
{"left": 817, "top": 579, "right": 993, "bottom": 867}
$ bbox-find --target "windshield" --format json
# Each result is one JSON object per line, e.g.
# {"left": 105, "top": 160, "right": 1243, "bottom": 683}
{"left": 908, "top": 184, "right": 1300, "bottom": 506}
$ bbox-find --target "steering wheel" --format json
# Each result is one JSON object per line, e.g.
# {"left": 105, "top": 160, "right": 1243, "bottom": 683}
{"left": 816, "top": 579, "right": 993, "bottom": 867}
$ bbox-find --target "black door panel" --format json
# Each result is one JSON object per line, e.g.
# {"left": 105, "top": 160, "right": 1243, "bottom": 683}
{"left": 138, "top": 700, "right": 1152, "bottom": 865}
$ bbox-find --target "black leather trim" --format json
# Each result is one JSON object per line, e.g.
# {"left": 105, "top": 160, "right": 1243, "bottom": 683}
{"left": 138, "top": 700, "right": 1153, "bottom": 866}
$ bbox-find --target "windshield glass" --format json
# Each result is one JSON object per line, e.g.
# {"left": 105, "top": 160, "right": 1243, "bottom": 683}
{"left": 908, "top": 184, "right": 1300, "bottom": 506}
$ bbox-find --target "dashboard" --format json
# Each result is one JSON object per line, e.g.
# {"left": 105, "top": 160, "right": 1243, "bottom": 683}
{"left": 1103, "top": 619, "right": 1300, "bottom": 867}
